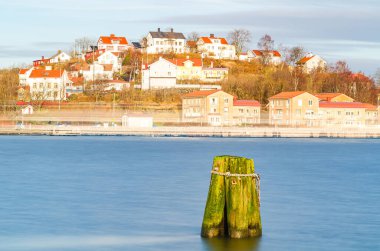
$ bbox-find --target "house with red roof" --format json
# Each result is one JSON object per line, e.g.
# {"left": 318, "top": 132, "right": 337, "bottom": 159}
{"left": 297, "top": 53, "right": 327, "bottom": 73}
{"left": 315, "top": 93, "right": 354, "bottom": 102}
{"left": 318, "top": 101, "right": 377, "bottom": 126}
{"left": 247, "top": 50, "right": 282, "bottom": 65}
{"left": 24, "top": 66, "right": 71, "bottom": 101}
{"left": 268, "top": 91, "right": 319, "bottom": 126}
{"left": 197, "top": 34, "right": 237, "bottom": 60}
{"left": 182, "top": 90, "right": 260, "bottom": 126}
{"left": 97, "top": 34, "right": 131, "bottom": 52}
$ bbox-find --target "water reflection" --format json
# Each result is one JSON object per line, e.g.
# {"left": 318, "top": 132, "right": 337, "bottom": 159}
{"left": 202, "top": 237, "right": 261, "bottom": 251}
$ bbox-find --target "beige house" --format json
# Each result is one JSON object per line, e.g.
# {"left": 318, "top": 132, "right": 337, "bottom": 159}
{"left": 232, "top": 100, "right": 261, "bottom": 125}
{"left": 315, "top": 93, "right": 354, "bottom": 102}
{"left": 318, "top": 102, "right": 372, "bottom": 127}
{"left": 182, "top": 90, "right": 260, "bottom": 126}
{"left": 268, "top": 91, "right": 319, "bottom": 126}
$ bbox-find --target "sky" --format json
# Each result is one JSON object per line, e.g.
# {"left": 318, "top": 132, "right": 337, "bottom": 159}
{"left": 0, "top": 0, "right": 379, "bottom": 75}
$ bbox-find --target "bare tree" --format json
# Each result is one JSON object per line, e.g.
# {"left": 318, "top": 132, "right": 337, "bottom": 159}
{"left": 374, "top": 68, "right": 380, "bottom": 86}
{"left": 187, "top": 32, "right": 200, "bottom": 42}
{"left": 285, "top": 46, "right": 306, "bottom": 66}
{"left": 73, "top": 37, "right": 96, "bottom": 55}
{"left": 228, "top": 29, "right": 252, "bottom": 56}
{"left": 257, "top": 34, "right": 275, "bottom": 65}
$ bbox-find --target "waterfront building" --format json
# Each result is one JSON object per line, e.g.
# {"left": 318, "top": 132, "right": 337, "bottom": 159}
{"left": 268, "top": 91, "right": 319, "bottom": 126}
{"left": 182, "top": 90, "right": 261, "bottom": 126}
{"left": 197, "top": 34, "right": 237, "bottom": 60}
{"left": 315, "top": 93, "right": 354, "bottom": 102}
{"left": 232, "top": 100, "right": 261, "bottom": 125}
{"left": 145, "top": 28, "right": 186, "bottom": 54}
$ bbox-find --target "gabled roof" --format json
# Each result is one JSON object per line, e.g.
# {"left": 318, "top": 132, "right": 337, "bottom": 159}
{"left": 29, "top": 69, "right": 64, "bottom": 78}
{"left": 99, "top": 34, "right": 129, "bottom": 45}
{"left": 251, "top": 50, "right": 281, "bottom": 57}
{"left": 199, "top": 36, "right": 229, "bottom": 45}
{"left": 149, "top": 31, "right": 185, "bottom": 39}
{"left": 183, "top": 90, "right": 221, "bottom": 98}
{"left": 50, "top": 50, "right": 69, "bottom": 59}
{"left": 132, "top": 42, "right": 142, "bottom": 49}
{"left": 19, "top": 69, "right": 30, "bottom": 74}
{"left": 269, "top": 91, "right": 307, "bottom": 100}
{"left": 297, "top": 55, "right": 315, "bottom": 64}
{"left": 233, "top": 100, "right": 261, "bottom": 107}
{"left": 314, "top": 93, "right": 353, "bottom": 102}
{"left": 319, "top": 101, "right": 372, "bottom": 109}
{"left": 168, "top": 58, "right": 202, "bottom": 67}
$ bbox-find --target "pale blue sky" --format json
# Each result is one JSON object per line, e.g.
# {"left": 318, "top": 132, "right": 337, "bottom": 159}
{"left": 0, "top": 0, "right": 379, "bottom": 75}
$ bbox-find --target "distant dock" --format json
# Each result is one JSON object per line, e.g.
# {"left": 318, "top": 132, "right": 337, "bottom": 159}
{"left": 1, "top": 126, "right": 380, "bottom": 138}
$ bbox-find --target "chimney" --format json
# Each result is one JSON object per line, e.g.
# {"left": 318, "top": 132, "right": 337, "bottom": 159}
{"left": 42, "top": 56, "right": 45, "bottom": 60}
{"left": 210, "top": 34, "right": 215, "bottom": 38}
{"left": 158, "top": 28, "right": 161, "bottom": 32}
{"left": 171, "top": 28, "right": 174, "bottom": 33}
{"left": 110, "top": 34, "right": 115, "bottom": 37}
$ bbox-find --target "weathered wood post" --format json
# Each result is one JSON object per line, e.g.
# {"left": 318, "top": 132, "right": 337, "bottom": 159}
{"left": 201, "top": 156, "right": 262, "bottom": 239}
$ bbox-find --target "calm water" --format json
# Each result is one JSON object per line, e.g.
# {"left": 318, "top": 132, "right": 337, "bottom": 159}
{"left": 0, "top": 136, "right": 379, "bottom": 251}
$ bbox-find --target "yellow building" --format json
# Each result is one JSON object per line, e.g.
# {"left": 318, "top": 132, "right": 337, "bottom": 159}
{"left": 268, "top": 91, "right": 319, "bottom": 126}
{"left": 169, "top": 58, "right": 203, "bottom": 81}
{"left": 318, "top": 102, "right": 371, "bottom": 127}
{"left": 182, "top": 90, "right": 260, "bottom": 126}
{"left": 315, "top": 93, "right": 354, "bottom": 102}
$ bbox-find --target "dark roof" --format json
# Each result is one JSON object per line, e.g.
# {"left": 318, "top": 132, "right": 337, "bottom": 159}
{"left": 132, "top": 42, "right": 142, "bottom": 49}
{"left": 149, "top": 31, "right": 185, "bottom": 39}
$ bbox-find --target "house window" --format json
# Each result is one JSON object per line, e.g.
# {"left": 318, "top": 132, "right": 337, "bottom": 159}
{"left": 224, "top": 98, "right": 229, "bottom": 104}
{"left": 308, "top": 100, "right": 313, "bottom": 106}
{"left": 224, "top": 107, "right": 228, "bottom": 113}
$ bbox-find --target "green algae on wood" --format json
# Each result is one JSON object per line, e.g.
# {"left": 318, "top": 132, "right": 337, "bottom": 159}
{"left": 201, "top": 156, "right": 262, "bottom": 239}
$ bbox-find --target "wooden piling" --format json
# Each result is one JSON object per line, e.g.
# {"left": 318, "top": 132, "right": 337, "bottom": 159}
{"left": 201, "top": 156, "right": 262, "bottom": 239}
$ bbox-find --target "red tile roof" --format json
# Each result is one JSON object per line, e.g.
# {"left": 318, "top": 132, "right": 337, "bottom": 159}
{"left": 184, "top": 90, "right": 220, "bottom": 97}
{"left": 99, "top": 34, "right": 128, "bottom": 45}
{"left": 186, "top": 41, "right": 197, "bottom": 48}
{"left": 314, "top": 93, "right": 350, "bottom": 101}
{"left": 269, "top": 91, "right": 306, "bottom": 100}
{"left": 252, "top": 50, "right": 281, "bottom": 57}
{"left": 168, "top": 58, "right": 202, "bottom": 67}
{"left": 29, "top": 69, "right": 64, "bottom": 78}
{"left": 233, "top": 100, "right": 261, "bottom": 107}
{"left": 319, "top": 101, "right": 371, "bottom": 109}
{"left": 297, "top": 56, "right": 315, "bottom": 64}
{"left": 19, "top": 69, "right": 29, "bottom": 74}
{"left": 200, "top": 37, "right": 229, "bottom": 45}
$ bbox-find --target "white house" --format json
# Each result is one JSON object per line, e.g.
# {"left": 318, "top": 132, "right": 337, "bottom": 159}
{"left": 247, "top": 50, "right": 282, "bottom": 65}
{"left": 197, "top": 34, "right": 236, "bottom": 60}
{"left": 141, "top": 57, "right": 177, "bottom": 90}
{"left": 297, "top": 53, "right": 327, "bottom": 73}
{"left": 145, "top": 28, "right": 186, "bottom": 54}
{"left": 97, "top": 34, "right": 131, "bottom": 52}
{"left": 19, "top": 68, "right": 34, "bottom": 86}
{"left": 95, "top": 51, "right": 122, "bottom": 72}
{"left": 82, "top": 63, "right": 113, "bottom": 82}
{"left": 25, "top": 66, "right": 71, "bottom": 101}
{"left": 49, "top": 50, "right": 72, "bottom": 64}
{"left": 21, "top": 105, "right": 34, "bottom": 115}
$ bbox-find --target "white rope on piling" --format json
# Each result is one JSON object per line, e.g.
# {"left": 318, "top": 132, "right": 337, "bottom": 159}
{"left": 211, "top": 170, "right": 261, "bottom": 206}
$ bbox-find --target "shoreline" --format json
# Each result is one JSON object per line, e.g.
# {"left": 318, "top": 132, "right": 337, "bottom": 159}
{"left": 1, "top": 126, "right": 380, "bottom": 138}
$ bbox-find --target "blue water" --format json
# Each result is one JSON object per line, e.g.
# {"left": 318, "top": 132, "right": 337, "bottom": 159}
{"left": 0, "top": 136, "right": 379, "bottom": 251}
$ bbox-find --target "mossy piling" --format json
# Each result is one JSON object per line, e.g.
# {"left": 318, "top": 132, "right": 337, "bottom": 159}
{"left": 201, "top": 156, "right": 262, "bottom": 239}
